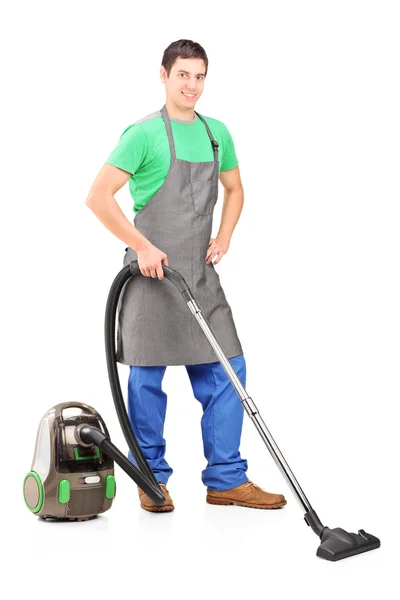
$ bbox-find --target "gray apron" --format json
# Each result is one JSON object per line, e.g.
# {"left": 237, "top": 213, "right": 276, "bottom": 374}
{"left": 116, "top": 105, "right": 243, "bottom": 366}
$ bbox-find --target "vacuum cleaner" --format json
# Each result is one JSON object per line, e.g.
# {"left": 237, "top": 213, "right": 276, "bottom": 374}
{"left": 25, "top": 258, "right": 380, "bottom": 560}
{"left": 23, "top": 401, "right": 165, "bottom": 520}
{"left": 105, "top": 260, "right": 380, "bottom": 562}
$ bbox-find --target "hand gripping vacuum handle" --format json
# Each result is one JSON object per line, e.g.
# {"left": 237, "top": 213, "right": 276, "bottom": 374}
{"left": 128, "top": 260, "right": 192, "bottom": 296}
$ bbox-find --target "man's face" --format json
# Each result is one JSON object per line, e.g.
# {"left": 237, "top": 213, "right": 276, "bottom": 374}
{"left": 160, "top": 57, "right": 206, "bottom": 110}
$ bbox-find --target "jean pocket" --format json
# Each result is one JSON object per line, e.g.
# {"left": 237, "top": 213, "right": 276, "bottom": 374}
{"left": 190, "top": 179, "right": 218, "bottom": 216}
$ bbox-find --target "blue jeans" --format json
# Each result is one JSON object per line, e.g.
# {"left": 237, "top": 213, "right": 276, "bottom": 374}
{"left": 127, "top": 354, "right": 249, "bottom": 491}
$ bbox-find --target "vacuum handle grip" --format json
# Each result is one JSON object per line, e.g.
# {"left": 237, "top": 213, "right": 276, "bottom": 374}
{"left": 54, "top": 402, "right": 96, "bottom": 419}
{"left": 128, "top": 260, "right": 191, "bottom": 295}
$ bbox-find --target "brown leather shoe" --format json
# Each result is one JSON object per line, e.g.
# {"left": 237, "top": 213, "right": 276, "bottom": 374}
{"left": 138, "top": 482, "right": 175, "bottom": 512}
{"left": 206, "top": 480, "right": 287, "bottom": 509}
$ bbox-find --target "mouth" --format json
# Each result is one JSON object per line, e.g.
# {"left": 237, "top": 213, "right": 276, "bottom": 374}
{"left": 181, "top": 92, "right": 196, "bottom": 99}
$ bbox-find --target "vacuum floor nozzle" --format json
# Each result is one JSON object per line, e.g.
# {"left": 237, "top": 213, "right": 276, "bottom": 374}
{"left": 317, "top": 527, "right": 381, "bottom": 561}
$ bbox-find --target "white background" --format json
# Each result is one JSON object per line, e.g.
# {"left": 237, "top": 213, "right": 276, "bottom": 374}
{"left": 2, "top": 1, "right": 399, "bottom": 598}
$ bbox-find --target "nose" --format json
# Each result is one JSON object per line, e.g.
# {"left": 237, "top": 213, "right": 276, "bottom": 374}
{"left": 186, "top": 77, "right": 197, "bottom": 91}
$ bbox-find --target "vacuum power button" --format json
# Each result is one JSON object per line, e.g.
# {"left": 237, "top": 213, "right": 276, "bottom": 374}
{"left": 84, "top": 476, "right": 100, "bottom": 484}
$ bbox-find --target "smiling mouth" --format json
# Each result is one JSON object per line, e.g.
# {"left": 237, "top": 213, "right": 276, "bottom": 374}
{"left": 182, "top": 92, "right": 196, "bottom": 98}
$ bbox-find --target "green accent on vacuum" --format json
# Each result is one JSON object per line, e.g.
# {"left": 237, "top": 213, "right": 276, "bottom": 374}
{"left": 58, "top": 479, "right": 71, "bottom": 504}
{"left": 105, "top": 475, "right": 116, "bottom": 499}
{"left": 73, "top": 445, "right": 100, "bottom": 461}
{"left": 23, "top": 471, "right": 44, "bottom": 513}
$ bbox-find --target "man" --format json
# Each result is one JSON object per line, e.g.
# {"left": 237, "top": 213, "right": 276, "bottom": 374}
{"left": 86, "top": 39, "right": 286, "bottom": 512}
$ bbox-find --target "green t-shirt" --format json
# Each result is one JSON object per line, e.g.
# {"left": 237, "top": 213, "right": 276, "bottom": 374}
{"left": 106, "top": 110, "right": 238, "bottom": 213}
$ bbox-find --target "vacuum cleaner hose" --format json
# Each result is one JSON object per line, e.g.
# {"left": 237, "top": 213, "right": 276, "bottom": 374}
{"left": 105, "top": 264, "right": 166, "bottom": 504}
{"left": 104, "top": 260, "right": 193, "bottom": 495}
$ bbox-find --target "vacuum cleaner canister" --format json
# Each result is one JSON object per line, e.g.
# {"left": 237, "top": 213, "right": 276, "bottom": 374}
{"left": 24, "top": 402, "right": 116, "bottom": 521}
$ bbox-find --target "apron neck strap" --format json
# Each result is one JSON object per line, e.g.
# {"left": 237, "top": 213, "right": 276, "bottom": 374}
{"left": 160, "top": 105, "right": 219, "bottom": 162}
{"left": 160, "top": 105, "right": 176, "bottom": 161}
{"left": 195, "top": 111, "right": 219, "bottom": 161}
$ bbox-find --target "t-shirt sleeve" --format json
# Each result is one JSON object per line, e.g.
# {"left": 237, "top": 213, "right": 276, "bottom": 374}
{"left": 220, "top": 124, "right": 239, "bottom": 172}
{"left": 105, "top": 124, "right": 147, "bottom": 175}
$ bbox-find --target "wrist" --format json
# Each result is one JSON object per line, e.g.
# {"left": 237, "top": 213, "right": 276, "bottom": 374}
{"left": 217, "top": 232, "right": 231, "bottom": 244}
{"left": 137, "top": 240, "right": 152, "bottom": 252}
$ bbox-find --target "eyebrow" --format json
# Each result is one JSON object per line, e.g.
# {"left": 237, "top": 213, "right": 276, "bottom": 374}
{"left": 177, "top": 70, "right": 206, "bottom": 76}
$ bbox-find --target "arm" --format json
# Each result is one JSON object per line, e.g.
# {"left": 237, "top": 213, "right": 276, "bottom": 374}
{"left": 85, "top": 164, "right": 168, "bottom": 279}
{"left": 206, "top": 166, "right": 244, "bottom": 265}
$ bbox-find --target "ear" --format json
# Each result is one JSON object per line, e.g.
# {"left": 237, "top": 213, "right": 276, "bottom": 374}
{"left": 160, "top": 66, "right": 167, "bottom": 84}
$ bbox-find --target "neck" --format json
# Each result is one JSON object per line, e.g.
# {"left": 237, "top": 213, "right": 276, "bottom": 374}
{"left": 165, "top": 98, "right": 196, "bottom": 121}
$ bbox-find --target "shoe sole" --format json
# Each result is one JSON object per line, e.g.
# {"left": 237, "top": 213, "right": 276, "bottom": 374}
{"left": 206, "top": 496, "right": 287, "bottom": 509}
{"left": 140, "top": 504, "right": 175, "bottom": 512}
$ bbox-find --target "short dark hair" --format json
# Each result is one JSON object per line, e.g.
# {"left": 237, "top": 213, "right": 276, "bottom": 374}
{"left": 162, "top": 39, "right": 208, "bottom": 77}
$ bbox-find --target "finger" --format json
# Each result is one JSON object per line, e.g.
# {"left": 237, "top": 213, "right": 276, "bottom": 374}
{"left": 162, "top": 256, "right": 169, "bottom": 266}
{"left": 213, "top": 252, "right": 223, "bottom": 265}
{"left": 157, "top": 264, "right": 164, "bottom": 280}
{"left": 150, "top": 267, "right": 157, "bottom": 278}
{"left": 207, "top": 251, "right": 217, "bottom": 264}
{"left": 211, "top": 252, "right": 219, "bottom": 263}
{"left": 206, "top": 244, "right": 218, "bottom": 261}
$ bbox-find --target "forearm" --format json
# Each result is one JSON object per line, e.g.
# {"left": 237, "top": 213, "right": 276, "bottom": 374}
{"left": 86, "top": 194, "right": 150, "bottom": 252}
{"left": 217, "top": 188, "right": 244, "bottom": 242}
